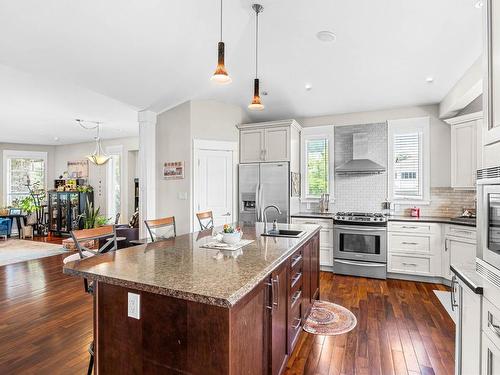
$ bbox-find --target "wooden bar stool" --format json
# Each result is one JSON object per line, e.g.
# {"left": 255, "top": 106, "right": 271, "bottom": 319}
{"left": 196, "top": 211, "right": 214, "bottom": 230}
{"left": 144, "top": 216, "right": 176, "bottom": 242}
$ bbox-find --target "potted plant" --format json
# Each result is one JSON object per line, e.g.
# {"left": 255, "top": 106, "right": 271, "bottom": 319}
{"left": 79, "top": 198, "right": 110, "bottom": 229}
{"left": 17, "top": 196, "right": 38, "bottom": 225}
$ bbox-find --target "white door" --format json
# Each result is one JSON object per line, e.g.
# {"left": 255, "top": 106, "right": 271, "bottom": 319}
{"left": 195, "top": 149, "right": 233, "bottom": 229}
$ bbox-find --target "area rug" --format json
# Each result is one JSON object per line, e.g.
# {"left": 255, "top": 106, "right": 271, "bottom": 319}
{"left": 0, "top": 239, "right": 68, "bottom": 266}
{"left": 303, "top": 300, "right": 357, "bottom": 336}
{"left": 433, "top": 290, "right": 457, "bottom": 324}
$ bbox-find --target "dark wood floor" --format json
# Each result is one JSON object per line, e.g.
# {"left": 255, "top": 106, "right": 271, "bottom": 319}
{"left": 0, "top": 237, "right": 454, "bottom": 375}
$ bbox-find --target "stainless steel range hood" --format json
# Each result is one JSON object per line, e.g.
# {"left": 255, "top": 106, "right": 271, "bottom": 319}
{"left": 335, "top": 133, "right": 386, "bottom": 175}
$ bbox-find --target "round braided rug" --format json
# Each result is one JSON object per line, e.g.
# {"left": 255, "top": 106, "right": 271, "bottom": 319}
{"left": 303, "top": 300, "right": 357, "bottom": 336}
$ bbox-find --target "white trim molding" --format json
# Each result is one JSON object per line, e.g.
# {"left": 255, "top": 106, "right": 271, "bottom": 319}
{"left": 387, "top": 117, "right": 431, "bottom": 205}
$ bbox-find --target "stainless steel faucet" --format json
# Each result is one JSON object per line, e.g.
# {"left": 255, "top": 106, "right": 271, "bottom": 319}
{"left": 263, "top": 205, "right": 282, "bottom": 233}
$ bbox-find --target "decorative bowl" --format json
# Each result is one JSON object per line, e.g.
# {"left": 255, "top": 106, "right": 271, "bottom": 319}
{"left": 221, "top": 231, "right": 243, "bottom": 245}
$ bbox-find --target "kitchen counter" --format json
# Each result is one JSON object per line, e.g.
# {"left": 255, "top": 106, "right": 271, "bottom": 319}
{"left": 291, "top": 212, "right": 335, "bottom": 219}
{"left": 388, "top": 215, "right": 476, "bottom": 227}
{"left": 64, "top": 222, "right": 321, "bottom": 375}
{"left": 63, "top": 222, "right": 321, "bottom": 308}
{"left": 450, "top": 263, "right": 484, "bottom": 294}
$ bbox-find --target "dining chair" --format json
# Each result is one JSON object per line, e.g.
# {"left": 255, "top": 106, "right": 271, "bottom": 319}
{"left": 63, "top": 225, "right": 117, "bottom": 375}
{"left": 144, "top": 216, "right": 176, "bottom": 242}
{"left": 114, "top": 212, "right": 121, "bottom": 225}
{"left": 196, "top": 211, "right": 214, "bottom": 230}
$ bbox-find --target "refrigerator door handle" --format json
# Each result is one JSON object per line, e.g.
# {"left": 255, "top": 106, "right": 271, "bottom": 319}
{"left": 259, "top": 183, "right": 264, "bottom": 222}
{"left": 256, "top": 184, "right": 261, "bottom": 222}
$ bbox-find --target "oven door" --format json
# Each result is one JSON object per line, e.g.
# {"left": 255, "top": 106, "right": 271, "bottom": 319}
{"left": 334, "top": 225, "right": 387, "bottom": 263}
{"left": 478, "top": 184, "right": 500, "bottom": 271}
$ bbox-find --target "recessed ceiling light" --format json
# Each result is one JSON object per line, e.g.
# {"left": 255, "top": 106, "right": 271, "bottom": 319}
{"left": 305, "top": 83, "right": 313, "bottom": 91}
{"left": 474, "top": 0, "right": 484, "bottom": 9}
{"left": 426, "top": 77, "right": 434, "bottom": 83}
{"left": 54, "top": 136, "right": 59, "bottom": 142}
{"left": 316, "top": 31, "right": 336, "bottom": 43}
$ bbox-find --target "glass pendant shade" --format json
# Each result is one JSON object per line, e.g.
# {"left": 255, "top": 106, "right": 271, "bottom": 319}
{"left": 248, "top": 78, "right": 264, "bottom": 111}
{"left": 87, "top": 137, "right": 110, "bottom": 165}
{"left": 211, "top": 42, "right": 232, "bottom": 84}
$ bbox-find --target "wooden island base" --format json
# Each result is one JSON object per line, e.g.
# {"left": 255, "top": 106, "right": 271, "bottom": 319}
{"left": 94, "top": 232, "right": 319, "bottom": 375}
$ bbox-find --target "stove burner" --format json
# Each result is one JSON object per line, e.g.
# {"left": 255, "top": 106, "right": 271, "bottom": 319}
{"left": 334, "top": 211, "right": 387, "bottom": 224}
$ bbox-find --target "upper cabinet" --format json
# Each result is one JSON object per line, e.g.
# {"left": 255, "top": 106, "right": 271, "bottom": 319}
{"left": 237, "top": 120, "right": 302, "bottom": 165}
{"left": 484, "top": 0, "right": 500, "bottom": 145}
{"left": 445, "top": 112, "right": 483, "bottom": 189}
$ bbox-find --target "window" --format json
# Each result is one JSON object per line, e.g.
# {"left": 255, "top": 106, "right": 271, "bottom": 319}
{"left": 388, "top": 117, "right": 430, "bottom": 203}
{"left": 3, "top": 151, "right": 47, "bottom": 206}
{"left": 301, "top": 126, "right": 334, "bottom": 200}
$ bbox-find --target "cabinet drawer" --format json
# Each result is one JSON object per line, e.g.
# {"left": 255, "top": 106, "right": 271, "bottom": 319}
{"left": 388, "top": 222, "right": 437, "bottom": 234}
{"left": 445, "top": 225, "right": 477, "bottom": 240}
{"left": 290, "top": 248, "right": 303, "bottom": 271}
{"left": 388, "top": 254, "right": 431, "bottom": 275}
{"left": 483, "top": 297, "right": 500, "bottom": 349}
{"left": 389, "top": 234, "right": 430, "bottom": 254}
{"left": 288, "top": 299, "right": 302, "bottom": 353}
{"left": 320, "top": 248, "right": 332, "bottom": 266}
{"left": 291, "top": 217, "right": 333, "bottom": 229}
{"left": 320, "top": 229, "right": 333, "bottom": 248}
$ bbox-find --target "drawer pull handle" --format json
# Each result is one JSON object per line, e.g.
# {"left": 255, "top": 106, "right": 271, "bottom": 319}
{"left": 402, "top": 242, "right": 418, "bottom": 245}
{"left": 291, "top": 254, "right": 303, "bottom": 268}
{"left": 488, "top": 312, "right": 500, "bottom": 337}
{"left": 291, "top": 272, "right": 302, "bottom": 287}
{"left": 401, "top": 226, "right": 419, "bottom": 229}
{"left": 402, "top": 262, "right": 417, "bottom": 266}
{"left": 292, "top": 317, "right": 301, "bottom": 330}
{"left": 291, "top": 290, "right": 302, "bottom": 307}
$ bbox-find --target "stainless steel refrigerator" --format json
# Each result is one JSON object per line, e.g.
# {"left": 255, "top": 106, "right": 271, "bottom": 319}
{"left": 239, "top": 162, "right": 290, "bottom": 224}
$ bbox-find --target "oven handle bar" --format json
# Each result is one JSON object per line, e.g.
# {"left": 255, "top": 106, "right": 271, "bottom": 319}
{"left": 334, "top": 225, "right": 387, "bottom": 232}
{"left": 334, "top": 259, "right": 386, "bottom": 267}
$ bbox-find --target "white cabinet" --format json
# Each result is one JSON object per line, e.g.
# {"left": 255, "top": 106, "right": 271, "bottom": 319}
{"left": 387, "top": 222, "right": 442, "bottom": 277}
{"left": 240, "top": 129, "right": 264, "bottom": 163}
{"left": 443, "top": 225, "right": 477, "bottom": 281}
{"left": 238, "top": 120, "right": 300, "bottom": 163}
{"left": 291, "top": 217, "right": 333, "bottom": 267}
{"left": 482, "top": 332, "right": 500, "bottom": 375}
{"left": 453, "top": 276, "right": 481, "bottom": 375}
{"left": 446, "top": 113, "right": 482, "bottom": 189}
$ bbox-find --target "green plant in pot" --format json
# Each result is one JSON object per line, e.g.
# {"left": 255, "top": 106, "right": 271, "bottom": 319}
{"left": 79, "top": 198, "right": 110, "bottom": 229}
{"left": 15, "top": 196, "right": 38, "bottom": 225}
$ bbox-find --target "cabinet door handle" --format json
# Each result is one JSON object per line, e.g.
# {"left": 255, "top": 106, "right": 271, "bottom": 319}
{"left": 265, "top": 280, "right": 273, "bottom": 312}
{"left": 291, "top": 254, "right": 303, "bottom": 268}
{"left": 291, "top": 290, "right": 302, "bottom": 307}
{"left": 272, "top": 275, "right": 280, "bottom": 309}
{"left": 292, "top": 317, "right": 301, "bottom": 330}
{"left": 445, "top": 239, "right": 449, "bottom": 252}
{"left": 450, "top": 275, "right": 459, "bottom": 311}
{"left": 487, "top": 349, "right": 493, "bottom": 375}
{"left": 291, "top": 272, "right": 302, "bottom": 287}
{"left": 488, "top": 312, "right": 500, "bottom": 338}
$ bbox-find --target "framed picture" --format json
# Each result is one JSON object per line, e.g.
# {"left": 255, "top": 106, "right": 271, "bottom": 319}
{"left": 291, "top": 172, "right": 301, "bottom": 197}
{"left": 163, "top": 161, "right": 185, "bottom": 180}
{"left": 67, "top": 160, "right": 89, "bottom": 179}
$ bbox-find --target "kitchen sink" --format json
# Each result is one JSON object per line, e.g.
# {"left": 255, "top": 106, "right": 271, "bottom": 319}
{"left": 261, "top": 229, "right": 306, "bottom": 238}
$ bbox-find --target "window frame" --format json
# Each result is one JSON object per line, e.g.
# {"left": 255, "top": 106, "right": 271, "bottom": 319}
{"left": 387, "top": 117, "right": 430, "bottom": 204}
{"left": 2, "top": 150, "right": 48, "bottom": 206}
{"left": 300, "top": 125, "right": 334, "bottom": 202}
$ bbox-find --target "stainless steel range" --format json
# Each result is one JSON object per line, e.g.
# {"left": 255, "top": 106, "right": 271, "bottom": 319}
{"left": 333, "top": 212, "right": 387, "bottom": 279}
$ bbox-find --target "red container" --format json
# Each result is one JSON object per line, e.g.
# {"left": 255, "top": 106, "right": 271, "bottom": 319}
{"left": 410, "top": 207, "right": 420, "bottom": 217}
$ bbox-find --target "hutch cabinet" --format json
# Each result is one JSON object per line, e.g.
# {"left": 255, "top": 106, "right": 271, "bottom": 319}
{"left": 48, "top": 191, "right": 93, "bottom": 235}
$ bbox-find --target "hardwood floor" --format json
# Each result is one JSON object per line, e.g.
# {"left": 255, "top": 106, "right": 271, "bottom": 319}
{"left": 285, "top": 273, "right": 455, "bottom": 375}
{"left": 0, "top": 244, "right": 454, "bottom": 375}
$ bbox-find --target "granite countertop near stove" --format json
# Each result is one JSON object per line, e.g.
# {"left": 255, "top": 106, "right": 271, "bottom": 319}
{"left": 450, "top": 263, "right": 484, "bottom": 294}
{"left": 388, "top": 215, "right": 476, "bottom": 227}
{"left": 63, "top": 222, "right": 321, "bottom": 308}
{"left": 291, "top": 212, "right": 335, "bottom": 219}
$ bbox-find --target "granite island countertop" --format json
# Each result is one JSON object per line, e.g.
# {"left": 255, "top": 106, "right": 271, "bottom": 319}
{"left": 63, "top": 222, "right": 321, "bottom": 308}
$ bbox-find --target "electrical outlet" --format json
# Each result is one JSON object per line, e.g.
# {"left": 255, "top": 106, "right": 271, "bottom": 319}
{"left": 128, "top": 292, "right": 140, "bottom": 319}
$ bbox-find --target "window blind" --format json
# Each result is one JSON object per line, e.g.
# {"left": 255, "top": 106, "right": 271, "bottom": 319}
{"left": 306, "top": 138, "right": 329, "bottom": 196}
{"left": 393, "top": 133, "right": 421, "bottom": 198}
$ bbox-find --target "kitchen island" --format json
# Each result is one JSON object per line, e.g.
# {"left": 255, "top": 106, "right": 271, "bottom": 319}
{"left": 63, "top": 222, "right": 321, "bottom": 375}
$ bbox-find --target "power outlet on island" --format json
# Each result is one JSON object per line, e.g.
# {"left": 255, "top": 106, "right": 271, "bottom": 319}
{"left": 128, "top": 292, "right": 140, "bottom": 319}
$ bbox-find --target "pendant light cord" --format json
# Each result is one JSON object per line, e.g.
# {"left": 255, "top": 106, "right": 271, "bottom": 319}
{"left": 220, "top": 0, "right": 223, "bottom": 42}
{"left": 255, "top": 8, "right": 259, "bottom": 78}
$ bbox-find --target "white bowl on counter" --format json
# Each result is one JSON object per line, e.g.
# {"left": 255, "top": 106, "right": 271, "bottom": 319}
{"left": 221, "top": 232, "right": 243, "bottom": 245}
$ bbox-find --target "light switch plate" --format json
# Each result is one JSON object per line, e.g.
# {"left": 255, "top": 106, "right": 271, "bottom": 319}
{"left": 128, "top": 292, "right": 140, "bottom": 319}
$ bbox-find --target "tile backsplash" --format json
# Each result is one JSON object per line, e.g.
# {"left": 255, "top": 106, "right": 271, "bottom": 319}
{"left": 394, "top": 187, "right": 476, "bottom": 217}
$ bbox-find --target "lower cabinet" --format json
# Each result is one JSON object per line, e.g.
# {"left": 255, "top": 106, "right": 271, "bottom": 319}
{"left": 453, "top": 275, "right": 481, "bottom": 375}
{"left": 444, "top": 225, "right": 477, "bottom": 281}
{"left": 291, "top": 217, "right": 334, "bottom": 267}
{"left": 481, "top": 332, "right": 500, "bottom": 375}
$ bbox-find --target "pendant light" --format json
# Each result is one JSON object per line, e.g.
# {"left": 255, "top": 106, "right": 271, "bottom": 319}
{"left": 211, "top": 0, "right": 232, "bottom": 84}
{"left": 248, "top": 4, "right": 264, "bottom": 111}
{"left": 76, "top": 119, "right": 110, "bottom": 165}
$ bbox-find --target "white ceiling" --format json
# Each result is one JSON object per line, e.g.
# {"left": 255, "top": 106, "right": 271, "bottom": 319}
{"left": 0, "top": 0, "right": 483, "bottom": 144}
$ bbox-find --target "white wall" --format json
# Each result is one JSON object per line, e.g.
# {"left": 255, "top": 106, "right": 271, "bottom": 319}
{"left": 297, "top": 104, "right": 451, "bottom": 188}
{"left": 155, "top": 100, "right": 243, "bottom": 234}
{"left": 53, "top": 136, "right": 139, "bottom": 222}
{"left": 0, "top": 143, "right": 56, "bottom": 206}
